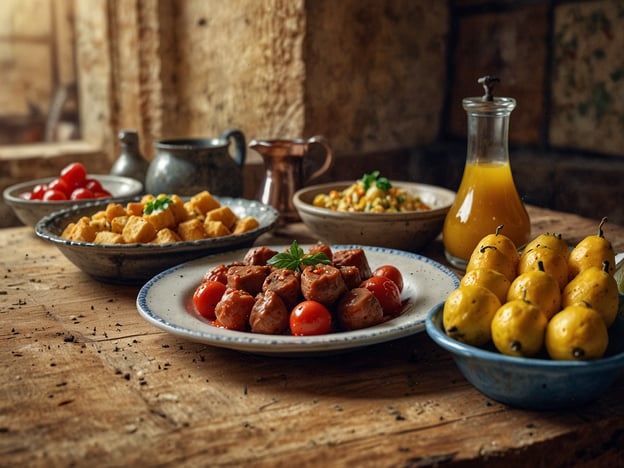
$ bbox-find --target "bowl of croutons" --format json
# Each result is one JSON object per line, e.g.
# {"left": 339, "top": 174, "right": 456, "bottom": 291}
{"left": 35, "top": 191, "right": 279, "bottom": 284}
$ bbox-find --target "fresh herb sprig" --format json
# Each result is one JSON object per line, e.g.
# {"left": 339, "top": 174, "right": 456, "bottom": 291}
{"left": 267, "top": 240, "right": 331, "bottom": 272}
{"left": 144, "top": 196, "right": 173, "bottom": 215}
{"left": 361, "top": 171, "right": 392, "bottom": 191}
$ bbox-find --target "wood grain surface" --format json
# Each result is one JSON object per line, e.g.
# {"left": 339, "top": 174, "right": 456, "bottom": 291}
{"left": 1, "top": 206, "right": 623, "bottom": 467}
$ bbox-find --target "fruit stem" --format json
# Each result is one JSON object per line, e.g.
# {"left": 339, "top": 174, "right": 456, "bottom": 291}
{"left": 598, "top": 217, "right": 608, "bottom": 238}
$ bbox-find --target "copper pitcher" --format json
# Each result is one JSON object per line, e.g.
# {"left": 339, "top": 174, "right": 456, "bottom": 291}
{"left": 250, "top": 136, "right": 334, "bottom": 223}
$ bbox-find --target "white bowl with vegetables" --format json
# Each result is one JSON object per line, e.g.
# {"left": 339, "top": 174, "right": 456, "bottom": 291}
{"left": 293, "top": 173, "right": 455, "bottom": 252}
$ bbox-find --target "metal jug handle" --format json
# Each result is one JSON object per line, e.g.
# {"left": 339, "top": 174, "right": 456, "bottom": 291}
{"left": 220, "top": 128, "right": 246, "bottom": 167}
{"left": 305, "top": 135, "right": 334, "bottom": 184}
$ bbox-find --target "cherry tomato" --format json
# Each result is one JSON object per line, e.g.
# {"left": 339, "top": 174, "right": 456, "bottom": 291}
{"left": 85, "top": 178, "right": 103, "bottom": 193}
{"left": 70, "top": 187, "right": 95, "bottom": 200}
{"left": 373, "top": 265, "right": 404, "bottom": 292}
{"left": 42, "top": 189, "right": 68, "bottom": 201}
{"left": 193, "top": 280, "right": 227, "bottom": 320}
{"left": 30, "top": 183, "right": 48, "bottom": 200}
{"left": 60, "top": 162, "right": 87, "bottom": 189}
{"left": 47, "top": 177, "right": 71, "bottom": 197}
{"left": 360, "top": 276, "right": 401, "bottom": 315}
{"left": 93, "top": 190, "right": 113, "bottom": 198}
{"left": 290, "top": 300, "right": 332, "bottom": 336}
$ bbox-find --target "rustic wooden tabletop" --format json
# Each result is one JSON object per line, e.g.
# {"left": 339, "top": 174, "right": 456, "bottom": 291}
{"left": 1, "top": 205, "right": 623, "bottom": 466}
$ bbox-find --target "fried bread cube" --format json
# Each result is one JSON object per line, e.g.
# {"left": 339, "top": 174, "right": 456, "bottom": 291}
{"left": 177, "top": 218, "right": 206, "bottom": 241}
{"left": 126, "top": 202, "right": 145, "bottom": 217}
{"left": 106, "top": 203, "right": 127, "bottom": 222}
{"left": 89, "top": 217, "right": 109, "bottom": 232}
{"left": 233, "top": 216, "right": 260, "bottom": 234}
{"left": 189, "top": 190, "right": 220, "bottom": 215}
{"left": 144, "top": 207, "right": 176, "bottom": 231}
{"left": 110, "top": 215, "right": 128, "bottom": 234}
{"left": 204, "top": 220, "right": 231, "bottom": 238}
{"left": 93, "top": 231, "right": 124, "bottom": 244}
{"left": 63, "top": 217, "right": 97, "bottom": 242}
{"left": 205, "top": 206, "right": 237, "bottom": 229}
{"left": 122, "top": 215, "right": 157, "bottom": 243}
{"left": 169, "top": 194, "right": 189, "bottom": 223}
{"left": 152, "top": 228, "right": 182, "bottom": 244}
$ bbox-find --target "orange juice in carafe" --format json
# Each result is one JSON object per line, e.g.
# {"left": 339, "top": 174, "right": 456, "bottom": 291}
{"left": 443, "top": 76, "right": 530, "bottom": 269}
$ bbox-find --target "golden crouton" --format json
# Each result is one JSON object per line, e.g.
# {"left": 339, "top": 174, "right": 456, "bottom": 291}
{"left": 141, "top": 194, "right": 155, "bottom": 204}
{"left": 151, "top": 228, "right": 182, "bottom": 244}
{"left": 93, "top": 231, "right": 124, "bottom": 244}
{"left": 177, "top": 218, "right": 206, "bottom": 241}
{"left": 233, "top": 216, "right": 260, "bottom": 234}
{"left": 126, "top": 202, "right": 145, "bottom": 217}
{"left": 61, "top": 222, "right": 76, "bottom": 239}
{"left": 110, "top": 215, "right": 128, "bottom": 234}
{"left": 92, "top": 210, "right": 107, "bottom": 221}
{"left": 89, "top": 217, "right": 109, "bottom": 232}
{"left": 169, "top": 195, "right": 189, "bottom": 223}
{"left": 106, "top": 203, "right": 127, "bottom": 222}
{"left": 204, "top": 220, "right": 231, "bottom": 238}
{"left": 144, "top": 207, "right": 176, "bottom": 231}
{"left": 64, "top": 217, "right": 97, "bottom": 243}
{"left": 189, "top": 191, "right": 220, "bottom": 215}
{"left": 205, "top": 206, "right": 237, "bottom": 229}
{"left": 122, "top": 215, "right": 157, "bottom": 243}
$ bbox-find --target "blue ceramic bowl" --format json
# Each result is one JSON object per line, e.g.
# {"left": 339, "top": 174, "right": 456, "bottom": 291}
{"left": 425, "top": 296, "right": 624, "bottom": 410}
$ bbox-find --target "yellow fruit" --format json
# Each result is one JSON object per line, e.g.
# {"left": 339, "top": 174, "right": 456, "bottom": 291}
{"left": 491, "top": 298, "right": 547, "bottom": 357}
{"left": 467, "top": 245, "right": 516, "bottom": 284}
{"left": 443, "top": 285, "right": 501, "bottom": 347}
{"left": 545, "top": 305, "right": 608, "bottom": 361}
{"left": 518, "top": 246, "right": 568, "bottom": 291}
{"left": 523, "top": 232, "right": 569, "bottom": 260}
{"left": 471, "top": 225, "right": 519, "bottom": 272}
{"left": 460, "top": 267, "right": 511, "bottom": 304}
{"left": 561, "top": 261, "right": 619, "bottom": 327}
{"left": 568, "top": 217, "right": 616, "bottom": 280}
{"left": 507, "top": 262, "right": 561, "bottom": 320}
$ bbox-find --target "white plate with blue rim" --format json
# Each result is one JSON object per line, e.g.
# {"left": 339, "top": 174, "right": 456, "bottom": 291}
{"left": 136, "top": 244, "right": 459, "bottom": 356}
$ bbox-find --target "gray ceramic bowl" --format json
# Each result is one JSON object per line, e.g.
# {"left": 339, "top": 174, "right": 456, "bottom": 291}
{"left": 3, "top": 174, "right": 143, "bottom": 226}
{"left": 293, "top": 181, "right": 455, "bottom": 252}
{"left": 35, "top": 196, "right": 279, "bottom": 285}
{"left": 425, "top": 299, "right": 624, "bottom": 410}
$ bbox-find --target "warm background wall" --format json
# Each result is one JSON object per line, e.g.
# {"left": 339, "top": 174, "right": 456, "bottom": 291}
{"left": 1, "top": 0, "right": 623, "bottom": 228}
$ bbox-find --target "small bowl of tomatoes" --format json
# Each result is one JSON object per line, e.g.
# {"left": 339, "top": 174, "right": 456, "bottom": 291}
{"left": 3, "top": 162, "right": 143, "bottom": 227}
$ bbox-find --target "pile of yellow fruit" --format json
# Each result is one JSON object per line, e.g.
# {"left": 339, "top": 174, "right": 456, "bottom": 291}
{"left": 443, "top": 218, "right": 620, "bottom": 361}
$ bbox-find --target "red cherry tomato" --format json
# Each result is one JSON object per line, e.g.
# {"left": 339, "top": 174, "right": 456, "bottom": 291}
{"left": 70, "top": 187, "right": 95, "bottom": 200}
{"left": 373, "top": 265, "right": 404, "bottom": 292}
{"left": 93, "top": 190, "right": 113, "bottom": 198}
{"left": 60, "top": 162, "right": 87, "bottom": 189}
{"left": 193, "top": 280, "right": 227, "bottom": 320}
{"left": 84, "top": 178, "right": 103, "bottom": 193}
{"left": 47, "top": 177, "right": 71, "bottom": 197}
{"left": 42, "top": 189, "right": 68, "bottom": 201}
{"left": 30, "top": 183, "right": 48, "bottom": 200}
{"left": 360, "top": 276, "right": 401, "bottom": 315}
{"left": 290, "top": 301, "right": 332, "bottom": 336}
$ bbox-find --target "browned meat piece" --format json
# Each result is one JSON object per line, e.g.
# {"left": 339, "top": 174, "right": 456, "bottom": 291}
{"left": 262, "top": 268, "right": 302, "bottom": 309}
{"left": 332, "top": 248, "right": 372, "bottom": 279}
{"left": 339, "top": 265, "right": 362, "bottom": 290}
{"left": 336, "top": 288, "right": 383, "bottom": 330}
{"left": 214, "top": 288, "right": 255, "bottom": 331}
{"left": 203, "top": 263, "right": 229, "bottom": 284}
{"left": 300, "top": 264, "right": 347, "bottom": 307}
{"left": 226, "top": 265, "right": 271, "bottom": 296}
{"left": 244, "top": 246, "right": 279, "bottom": 266}
{"left": 307, "top": 243, "right": 333, "bottom": 262}
{"left": 249, "top": 290, "right": 290, "bottom": 334}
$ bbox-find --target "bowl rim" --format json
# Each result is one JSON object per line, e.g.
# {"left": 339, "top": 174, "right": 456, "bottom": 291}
{"left": 3, "top": 174, "right": 143, "bottom": 204}
{"left": 293, "top": 180, "right": 455, "bottom": 220}
{"left": 34, "top": 195, "right": 280, "bottom": 253}
{"left": 425, "top": 302, "right": 624, "bottom": 371}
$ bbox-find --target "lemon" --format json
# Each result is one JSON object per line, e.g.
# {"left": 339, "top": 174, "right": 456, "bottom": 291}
{"left": 523, "top": 232, "right": 569, "bottom": 260}
{"left": 491, "top": 298, "right": 547, "bottom": 357}
{"left": 518, "top": 246, "right": 568, "bottom": 291}
{"left": 471, "top": 225, "right": 519, "bottom": 273}
{"left": 507, "top": 262, "right": 561, "bottom": 320}
{"left": 561, "top": 262, "right": 619, "bottom": 327}
{"left": 443, "top": 285, "right": 501, "bottom": 347}
{"left": 568, "top": 217, "right": 616, "bottom": 280}
{"left": 460, "top": 267, "right": 511, "bottom": 304}
{"left": 467, "top": 245, "right": 516, "bottom": 284}
{"left": 545, "top": 305, "right": 608, "bottom": 361}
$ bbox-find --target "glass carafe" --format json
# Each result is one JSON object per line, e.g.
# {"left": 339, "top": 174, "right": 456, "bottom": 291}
{"left": 443, "top": 77, "right": 530, "bottom": 269}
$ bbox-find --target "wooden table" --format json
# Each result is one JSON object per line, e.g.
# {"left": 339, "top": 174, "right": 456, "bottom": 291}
{"left": 1, "top": 206, "right": 623, "bottom": 466}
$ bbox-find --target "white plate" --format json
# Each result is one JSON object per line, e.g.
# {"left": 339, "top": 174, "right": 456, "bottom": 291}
{"left": 136, "top": 245, "right": 459, "bottom": 356}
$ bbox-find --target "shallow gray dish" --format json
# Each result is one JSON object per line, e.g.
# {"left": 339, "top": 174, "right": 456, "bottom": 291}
{"left": 3, "top": 174, "right": 143, "bottom": 227}
{"left": 35, "top": 196, "right": 279, "bottom": 285}
{"left": 293, "top": 181, "right": 455, "bottom": 252}
{"left": 426, "top": 297, "right": 624, "bottom": 410}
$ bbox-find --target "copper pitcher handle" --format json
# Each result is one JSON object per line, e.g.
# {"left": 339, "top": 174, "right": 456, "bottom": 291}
{"left": 305, "top": 135, "right": 334, "bottom": 184}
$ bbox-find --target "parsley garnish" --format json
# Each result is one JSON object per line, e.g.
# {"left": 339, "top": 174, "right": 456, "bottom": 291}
{"left": 144, "top": 196, "right": 173, "bottom": 214}
{"left": 267, "top": 240, "right": 331, "bottom": 272}
{"left": 361, "top": 171, "right": 392, "bottom": 191}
